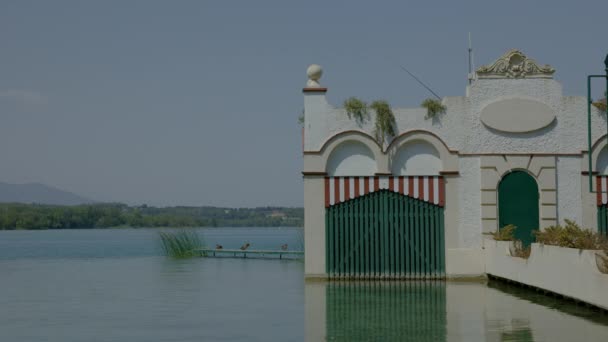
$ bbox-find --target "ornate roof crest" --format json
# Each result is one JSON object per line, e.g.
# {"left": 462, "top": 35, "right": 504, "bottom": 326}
{"left": 476, "top": 49, "right": 555, "bottom": 79}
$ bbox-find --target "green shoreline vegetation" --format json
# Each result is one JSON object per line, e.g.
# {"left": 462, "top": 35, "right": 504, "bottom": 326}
{"left": 0, "top": 203, "right": 303, "bottom": 230}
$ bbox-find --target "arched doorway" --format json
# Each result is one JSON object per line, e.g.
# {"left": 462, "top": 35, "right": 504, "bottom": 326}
{"left": 498, "top": 171, "right": 539, "bottom": 246}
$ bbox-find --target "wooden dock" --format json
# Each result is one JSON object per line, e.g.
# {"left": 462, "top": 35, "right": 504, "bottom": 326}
{"left": 196, "top": 248, "right": 304, "bottom": 259}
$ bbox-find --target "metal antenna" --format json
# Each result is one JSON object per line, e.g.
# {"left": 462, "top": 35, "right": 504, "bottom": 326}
{"left": 468, "top": 32, "right": 475, "bottom": 84}
{"left": 398, "top": 65, "right": 441, "bottom": 100}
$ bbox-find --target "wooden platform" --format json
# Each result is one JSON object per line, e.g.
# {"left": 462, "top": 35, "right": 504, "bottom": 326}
{"left": 196, "top": 248, "right": 304, "bottom": 259}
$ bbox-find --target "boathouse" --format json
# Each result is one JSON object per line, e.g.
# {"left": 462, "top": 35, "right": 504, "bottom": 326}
{"left": 302, "top": 49, "right": 608, "bottom": 279}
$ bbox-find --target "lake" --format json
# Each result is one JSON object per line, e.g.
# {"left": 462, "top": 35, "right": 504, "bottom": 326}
{"left": 0, "top": 228, "right": 607, "bottom": 341}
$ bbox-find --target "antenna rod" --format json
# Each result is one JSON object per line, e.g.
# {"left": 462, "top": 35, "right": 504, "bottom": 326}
{"left": 398, "top": 65, "right": 441, "bottom": 100}
{"left": 468, "top": 33, "right": 473, "bottom": 84}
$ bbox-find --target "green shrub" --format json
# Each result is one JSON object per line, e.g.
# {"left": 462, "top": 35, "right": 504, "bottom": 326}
{"left": 492, "top": 224, "right": 516, "bottom": 241}
{"left": 421, "top": 98, "right": 446, "bottom": 119}
{"left": 159, "top": 229, "right": 206, "bottom": 258}
{"left": 370, "top": 100, "right": 396, "bottom": 146}
{"left": 343, "top": 97, "right": 369, "bottom": 123}
{"left": 534, "top": 219, "right": 608, "bottom": 250}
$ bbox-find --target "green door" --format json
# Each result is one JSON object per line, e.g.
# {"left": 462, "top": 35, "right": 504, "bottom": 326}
{"left": 498, "top": 171, "right": 539, "bottom": 246}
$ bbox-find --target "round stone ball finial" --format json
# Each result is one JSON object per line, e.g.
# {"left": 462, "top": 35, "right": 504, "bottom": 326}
{"left": 306, "top": 64, "right": 323, "bottom": 88}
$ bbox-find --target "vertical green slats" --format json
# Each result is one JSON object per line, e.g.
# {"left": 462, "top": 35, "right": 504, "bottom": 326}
{"left": 364, "top": 195, "right": 369, "bottom": 277}
{"left": 439, "top": 207, "right": 445, "bottom": 275}
{"left": 424, "top": 202, "right": 430, "bottom": 278}
{"left": 353, "top": 198, "right": 361, "bottom": 275}
{"left": 356, "top": 198, "right": 361, "bottom": 276}
{"left": 432, "top": 204, "right": 438, "bottom": 275}
{"left": 379, "top": 191, "right": 385, "bottom": 276}
{"left": 394, "top": 192, "right": 399, "bottom": 277}
{"left": 334, "top": 206, "right": 339, "bottom": 276}
{"left": 401, "top": 194, "right": 406, "bottom": 277}
{"left": 429, "top": 203, "right": 434, "bottom": 277}
{"left": 423, "top": 201, "right": 428, "bottom": 278}
{"left": 388, "top": 191, "right": 394, "bottom": 277}
{"left": 346, "top": 201, "right": 351, "bottom": 277}
{"left": 340, "top": 202, "right": 345, "bottom": 276}
{"left": 370, "top": 192, "right": 375, "bottom": 277}
{"left": 414, "top": 200, "right": 420, "bottom": 278}
{"left": 407, "top": 196, "right": 414, "bottom": 279}
{"left": 327, "top": 207, "right": 332, "bottom": 275}
{"left": 382, "top": 191, "right": 391, "bottom": 276}
{"left": 396, "top": 193, "right": 401, "bottom": 277}
{"left": 334, "top": 204, "right": 339, "bottom": 277}
{"left": 422, "top": 201, "right": 428, "bottom": 278}
{"left": 387, "top": 191, "right": 395, "bottom": 277}
{"left": 436, "top": 205, "right": 442, "bottom": 276}
{"left": 324, "top": 187, "right": 447, "bottom": 279}
{"left": 350, "top": 200, "right": 355, "bottom": 276}
{"left": 375, "top": 192, "right": 380, "bottom": 277}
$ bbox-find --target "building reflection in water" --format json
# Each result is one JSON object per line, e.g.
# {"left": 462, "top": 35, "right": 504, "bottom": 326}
{"left": 305, "top": 280, "right": 608, "bottom": 342}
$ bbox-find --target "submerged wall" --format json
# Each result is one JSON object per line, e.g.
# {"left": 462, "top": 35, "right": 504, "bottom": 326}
{"left": 484, "top": 238, "right": 608, "bottom": 310}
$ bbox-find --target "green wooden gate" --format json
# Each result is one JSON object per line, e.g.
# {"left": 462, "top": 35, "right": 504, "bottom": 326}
{"left": 325, "top": 190, "right": 445, "bottom": 279}
{"left": 498, "top": 171, "right": 539, "bottom": 246}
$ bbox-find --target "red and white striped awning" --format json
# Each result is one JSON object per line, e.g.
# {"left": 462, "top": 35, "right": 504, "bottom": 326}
{"left": 597, "top": 176, "right": 608, "bottom": 206}
{"left": 324, "top": 176, "right": 445, "bottom": 208}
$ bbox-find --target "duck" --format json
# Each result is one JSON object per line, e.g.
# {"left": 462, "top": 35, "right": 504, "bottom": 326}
{"left": 240, "top": 242, "right": 251, "bottom": 250}
{"left": 215, "top": 244, "right": 223, "bottom": 250}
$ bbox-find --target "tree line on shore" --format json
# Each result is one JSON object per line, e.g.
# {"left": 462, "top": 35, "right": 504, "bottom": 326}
{"left": 0, "top": 203, "right": 303, "bottom": 230}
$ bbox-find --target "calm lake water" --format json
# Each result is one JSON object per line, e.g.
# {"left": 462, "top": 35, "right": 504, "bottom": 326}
{"left": 1, "top": 228, "right": 607, "bottom": 342}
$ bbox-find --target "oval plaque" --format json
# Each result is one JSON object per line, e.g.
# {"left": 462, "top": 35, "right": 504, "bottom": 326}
{"left": 480, "top": 98, "right": 555, "bottom": 133}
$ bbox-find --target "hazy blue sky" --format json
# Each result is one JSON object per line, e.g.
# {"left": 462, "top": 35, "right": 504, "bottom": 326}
{"left": 0, "top": 0, "right": 606, "bottom": 207}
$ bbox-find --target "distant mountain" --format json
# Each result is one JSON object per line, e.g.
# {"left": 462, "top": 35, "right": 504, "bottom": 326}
{"left": 0, "top": 182, "right": 94, "bottom": 205}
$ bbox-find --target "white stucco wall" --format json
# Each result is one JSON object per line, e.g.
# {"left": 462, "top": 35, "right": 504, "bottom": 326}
{"left": 457, "top": 157, "right": 481, "bottom": 248}
{"left": 304, "top": 80, "right": 606, "bottom": 156}
{"left": 557, "top": 156, "right": 583, "bottom": 224}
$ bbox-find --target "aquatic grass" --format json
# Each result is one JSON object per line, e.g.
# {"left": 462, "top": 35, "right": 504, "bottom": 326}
{"left": 294, "top": 227, "right": 305, "bottom": 252}
{"left": 159, "top": 229, "right": 206, "bottom": 258}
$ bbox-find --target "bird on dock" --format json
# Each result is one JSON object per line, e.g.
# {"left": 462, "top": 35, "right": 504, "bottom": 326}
{"left": 281, "top": 244, "right": 288, "bottom": 251}
{"left": 240, "top": 242, "right": 250, "bottom": 250}
{"left": 215, "top": 244, "right": 223, "bottom": 250}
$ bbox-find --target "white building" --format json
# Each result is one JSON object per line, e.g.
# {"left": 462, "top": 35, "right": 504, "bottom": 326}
{"left": 302, "top": 49, "right": 608, "bottom": 279}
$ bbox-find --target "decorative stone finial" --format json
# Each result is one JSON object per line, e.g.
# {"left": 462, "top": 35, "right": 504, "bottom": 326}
{"left": 306, "top": 64, "right": 323, "bottom": 88}
{"left": 476, "top": 49, "right": 555, "bottom": 79}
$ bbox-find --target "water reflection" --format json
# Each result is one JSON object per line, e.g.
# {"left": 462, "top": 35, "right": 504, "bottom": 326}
{"left": 306, "top": 280, "right": 608, "bottom": 342}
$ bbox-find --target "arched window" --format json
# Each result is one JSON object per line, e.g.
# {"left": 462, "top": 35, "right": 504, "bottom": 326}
{"left": 326, "top": 141, "right": 376, "bottom": 176}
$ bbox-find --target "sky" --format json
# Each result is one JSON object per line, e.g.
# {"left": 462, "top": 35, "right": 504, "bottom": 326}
{"left": 0, "top": 0, "right": 607, "bottom": 208}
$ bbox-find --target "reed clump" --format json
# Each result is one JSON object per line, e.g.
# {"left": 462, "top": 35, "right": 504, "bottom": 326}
{"left": 159, "top": 229, "right": 206, "bottom": 258}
